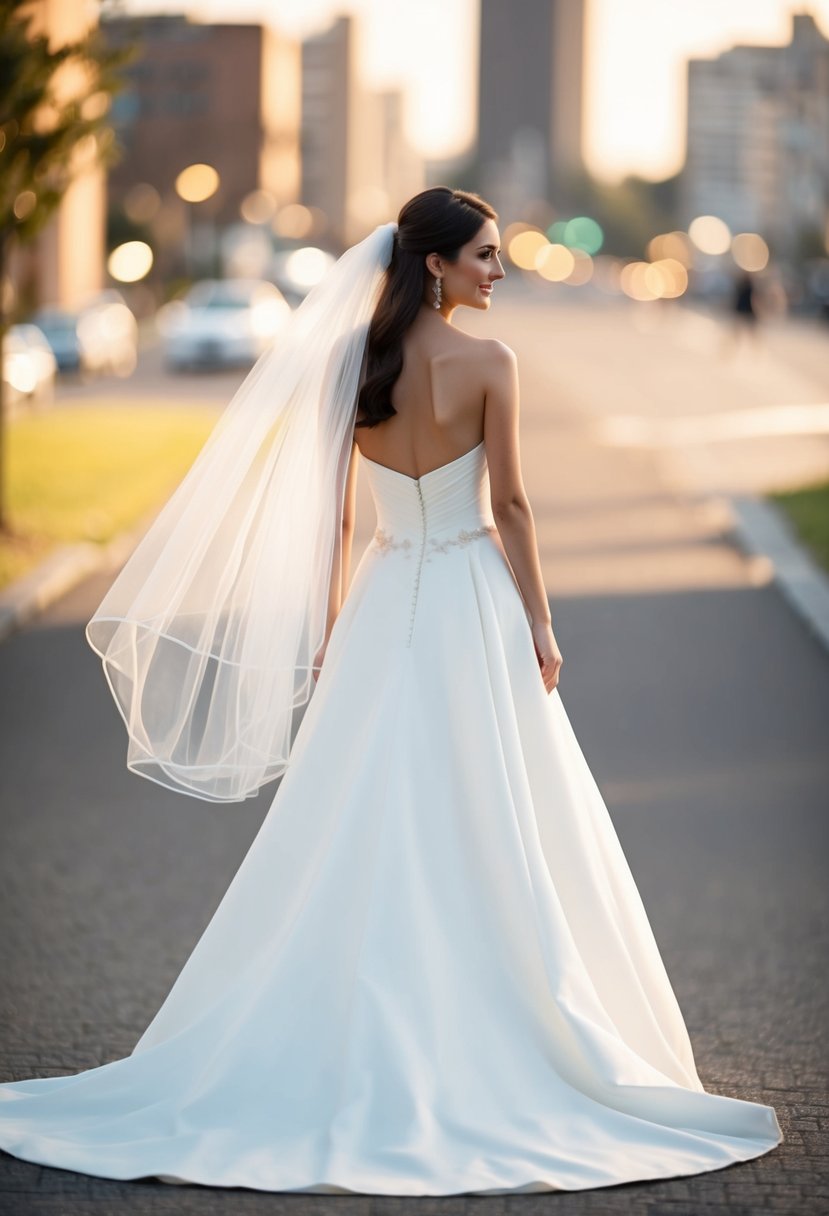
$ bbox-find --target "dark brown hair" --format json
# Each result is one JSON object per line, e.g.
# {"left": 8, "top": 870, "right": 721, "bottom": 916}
{"left": 355, "top": 186, "right": 498, "bottom": 428}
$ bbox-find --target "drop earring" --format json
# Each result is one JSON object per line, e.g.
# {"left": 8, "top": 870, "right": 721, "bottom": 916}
{"left": 433, "top": 276, "right": 442, "bottom": 309}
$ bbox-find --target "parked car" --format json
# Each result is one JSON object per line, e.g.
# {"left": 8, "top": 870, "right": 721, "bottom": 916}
{"left": 33, "top": 293, "right": 137, "bottom": 378}
{"left": 1, "top": 323, "right": 57, "bottom": 412}
{"left": 159, "top": 278, "right": 292, "bottom": 371}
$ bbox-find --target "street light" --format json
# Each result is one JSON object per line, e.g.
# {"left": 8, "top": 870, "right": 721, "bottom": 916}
{"left": 174, "top": 163, "right": 221, "bottom": 279}
{"left": 108, "top": 241, "right": 153, "bottom": 283}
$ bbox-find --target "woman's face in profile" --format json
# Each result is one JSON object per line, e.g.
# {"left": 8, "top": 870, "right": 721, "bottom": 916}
{"left": 442, "top": 218, "right": 506, "bottom": 311}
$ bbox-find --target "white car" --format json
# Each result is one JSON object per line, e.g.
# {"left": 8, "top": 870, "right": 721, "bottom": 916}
{"left": 2, "top": 324, "right": 57, "bottom": 413}
{"left": 160, "top": 278, "right": 292, "bottom": 371}
{"left": 33, "top": 294, "right": 138, "bottom": 378}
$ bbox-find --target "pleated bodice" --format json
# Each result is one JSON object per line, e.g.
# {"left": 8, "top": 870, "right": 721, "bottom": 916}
{"left": 361, "top": 440, "right": 494, "bottom": 543}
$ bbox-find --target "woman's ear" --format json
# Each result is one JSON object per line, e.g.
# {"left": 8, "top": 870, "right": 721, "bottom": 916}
{"left": 425, "top": 252, "right": 442, "bottom": 277}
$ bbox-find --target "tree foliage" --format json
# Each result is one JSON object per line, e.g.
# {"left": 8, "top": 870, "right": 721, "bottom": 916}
{"left": 0, "top": 0, "right": 134, "bottom": 263}
{"left": 0, "top": 0, "right": 136, "bottom": 531}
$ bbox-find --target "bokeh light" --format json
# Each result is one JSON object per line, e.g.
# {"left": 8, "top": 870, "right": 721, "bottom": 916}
{"left": 688, "top": 215, "right": 731, "bottom": 256}
{"left": 620, "top": 261, "right": 658, "bottom": 301}
{"left": 6, "top": 358, "right": 37, "bottom": 395}
{"left": 616, "top": 257, "right": 688, "bottom": 301}
{"left": 80, "top": 91, "right": 109, "bottom": 121}
{"left": 283, "top": 246, "right": 335, "bottom": 290}
{"left": 13, "top": 191, "right": 36, "bottom": 220}
{"left": 108, "top": 241, "right": 154, "bottom": 282}
{"left": 537, "top": 243, "right": 575, "bottom": 282}
{"left": 77, "top": 303, "right": 136, "bottom": 367}
{"left": 508, "top": 229, "right": 548, "bottom": 270}
{"left": 546, "top": 217, "right": 603, "bottom": 255}
{"left": 731, "top": 232, "right": 769, "bottom": 272}
{"left": 501, "top": 221, "right": 536, "bottom": 255}
{"left": 273, "top": 204, "right": 314, "bottom": 239}
{"left": 563, "top": 249, "right": 594, "bottom": 286}
{"left": 175, "top": 163, "right": 220, "bottom": 204}
{"left": 240, "top": 190, "right": 277, "bottom": 225}
{"left": 123, "top": 183, "right": 161, "bottom": 224}
{"left": 563, "top": 216, "right": 604, "bottom": 254}
{"left": 646, "top": 231, "right": 694, "bottom": 268}
{"left": 644, "top": 258, "right": 688, "bottom": 298}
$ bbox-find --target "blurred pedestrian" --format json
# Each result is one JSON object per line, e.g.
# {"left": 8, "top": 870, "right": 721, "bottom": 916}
{"left": 722, "top": 270, "right": 765, "bottom": 360}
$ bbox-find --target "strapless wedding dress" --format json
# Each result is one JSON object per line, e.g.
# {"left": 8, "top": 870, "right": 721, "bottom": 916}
{"left": 0, "top": 440, "right": 781, "bottom": 1195}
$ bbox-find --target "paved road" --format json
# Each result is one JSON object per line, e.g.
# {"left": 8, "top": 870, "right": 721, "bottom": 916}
{"left": 1, "top": 294, "right": 828, "bottom": 1215}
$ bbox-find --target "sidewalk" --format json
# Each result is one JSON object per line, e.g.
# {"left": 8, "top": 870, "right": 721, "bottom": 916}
{"left": 0, "top": 508, "right": 156, "bottom": 645}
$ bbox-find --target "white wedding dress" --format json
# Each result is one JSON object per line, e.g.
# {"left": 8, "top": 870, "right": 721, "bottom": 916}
{"left": 0, "top": 440, "right": 781, "bottom": 1195}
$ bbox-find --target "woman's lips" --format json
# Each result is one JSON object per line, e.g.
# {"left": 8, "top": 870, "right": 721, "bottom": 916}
{"left": 479, "top": 285, "right": 493, "bottom": 294}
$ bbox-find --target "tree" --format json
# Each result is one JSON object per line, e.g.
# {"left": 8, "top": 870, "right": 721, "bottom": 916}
{"left": 0, "top": 0, "right": 136, "bottom": 534}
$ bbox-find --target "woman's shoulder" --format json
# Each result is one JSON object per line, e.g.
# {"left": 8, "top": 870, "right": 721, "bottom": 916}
{"left": 431, "top": 330, "right": 516, "bottom": 365}
{"left": 480, "top": 337, "right": 517, "bottom": 363}
{"left": 448, "top": 332, "right": 517, "bottom": 365}
{"left": 458, "top": 337, "right": 518, "bottom": 386}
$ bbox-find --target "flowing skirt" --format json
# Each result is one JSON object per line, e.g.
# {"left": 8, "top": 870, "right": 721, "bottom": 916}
{"left": 0, "top": 534, "right": 781, "bottom": 1193}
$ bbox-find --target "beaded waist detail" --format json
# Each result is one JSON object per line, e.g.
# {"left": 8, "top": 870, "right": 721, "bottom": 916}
{"left": 372, "top": 522, "right": 497, "bottom": 562}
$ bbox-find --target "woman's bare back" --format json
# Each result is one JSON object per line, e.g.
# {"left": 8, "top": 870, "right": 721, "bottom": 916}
{"left": 353, "top": 318, "right": 494, "bottom": 480}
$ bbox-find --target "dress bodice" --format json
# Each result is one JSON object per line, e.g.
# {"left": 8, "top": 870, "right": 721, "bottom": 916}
{"left": 361, "top": 440, "right": 496, "bottom": 557}
{"left": 358, "top": 440, "right": 498, "bottom": 650}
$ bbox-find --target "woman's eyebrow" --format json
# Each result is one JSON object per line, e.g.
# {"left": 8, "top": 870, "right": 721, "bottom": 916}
{"left": 477, "top": 244, "right": 501, "bottom": 251}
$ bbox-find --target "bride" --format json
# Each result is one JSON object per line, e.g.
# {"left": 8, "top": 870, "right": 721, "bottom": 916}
{"left": 0, "top": 186, "right": 781, "bottom": 1195}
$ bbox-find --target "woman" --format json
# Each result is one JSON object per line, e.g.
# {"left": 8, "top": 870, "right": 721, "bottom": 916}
{"left": 0, "top": 187, "right": 781, "bottom": 1194}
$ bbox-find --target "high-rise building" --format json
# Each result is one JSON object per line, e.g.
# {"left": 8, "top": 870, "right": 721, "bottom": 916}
{"left": 476, "top": 0, "right": 586, "bottom": 216}
{"left": 682, "top": 12, "right": 829, "bottom": 257}
{"left": 301, "top": 15, "right": 424, "bottom": 248}
{"left": 301, "top": 17, "right": 351, "bottom": 244}
{"left": 102, "top": 13, "right": 301, "bottom": 271}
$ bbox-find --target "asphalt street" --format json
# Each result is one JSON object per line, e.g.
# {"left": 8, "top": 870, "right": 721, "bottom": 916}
{"left": 1, "top": 292, "right": 827, "bottom": 1215}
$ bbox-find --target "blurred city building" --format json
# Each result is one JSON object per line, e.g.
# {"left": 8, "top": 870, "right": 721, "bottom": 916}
{"left": 101, "top": 13, "right": 301, "bottom": 279}
{"left": 9, "top": 0, "right": 106, "bottom": 313}
{"left": 475, "top": 0, "right": 586, "bottom": 217}
{"left": 682, "top": 11, "right": 829, "bottom": 260}
{"left": 300, "top": 15, "right": 425, "bottom": 248}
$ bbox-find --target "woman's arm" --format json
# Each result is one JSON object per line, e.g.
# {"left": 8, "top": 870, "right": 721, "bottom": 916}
{"left": 316, "top": 441, "right": 359, "bottom": 680}
{"left": 483, "top": 341, "right": 563, "bottom": 693}
{"left": 340, "top": 438, "right": 359, "bottom": 602}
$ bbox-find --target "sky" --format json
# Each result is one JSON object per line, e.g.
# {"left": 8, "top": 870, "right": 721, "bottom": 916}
{"left": 115, "top": 0, "right": 829, "bottom": 182}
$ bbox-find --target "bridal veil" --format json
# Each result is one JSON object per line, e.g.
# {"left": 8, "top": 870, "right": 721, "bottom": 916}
{"left": 86, "top": 221, "right": 398, "bottom": 804}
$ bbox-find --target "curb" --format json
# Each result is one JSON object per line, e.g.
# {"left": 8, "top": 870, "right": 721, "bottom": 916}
{"left": 725, "top": 492, "right": 829, "bottom": 656}
{"left": 0, "top": 511, "right": 156, "bottom": 645}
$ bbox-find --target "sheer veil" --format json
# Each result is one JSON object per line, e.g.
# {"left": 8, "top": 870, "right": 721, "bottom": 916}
{"left": 86, "top": 221, "right": 398, "bottom": 804}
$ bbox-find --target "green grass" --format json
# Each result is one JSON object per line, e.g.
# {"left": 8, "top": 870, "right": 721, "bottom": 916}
{"left": 0, "top": 400, "right": 219, "bottom": 590}
{"left": 771, "top": 478, "right": 829, "bottom": 573}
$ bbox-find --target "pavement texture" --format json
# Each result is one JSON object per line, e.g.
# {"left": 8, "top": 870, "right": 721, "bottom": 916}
{"left": 1, "top": 293, "right": 828, "bottom": 1214}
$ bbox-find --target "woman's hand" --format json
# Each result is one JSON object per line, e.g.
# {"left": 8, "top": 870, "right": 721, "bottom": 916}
{"left": 531, "top": 619, "right": 563, "bottom": 693}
